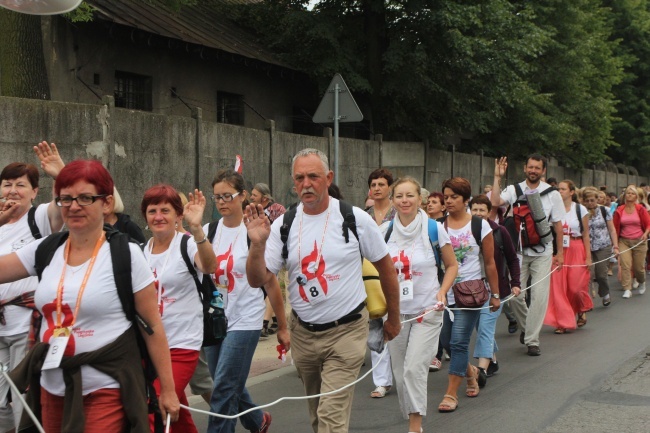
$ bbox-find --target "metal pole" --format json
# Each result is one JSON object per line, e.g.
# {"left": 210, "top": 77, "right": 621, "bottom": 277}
{"left": 334, "top": 83, "right": 340, "bottom": 185}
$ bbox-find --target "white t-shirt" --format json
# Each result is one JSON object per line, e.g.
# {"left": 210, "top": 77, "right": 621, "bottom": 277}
{"left": 445, "top": 219, "right": 492, "bottom": 283}
{"left": 144, "top": 232, "right": 203, "bottom": 351}
{"left": 562, "top": 203, "right": 588, "bottom": 237}
{"left": 16, "top": 238, "right": 154, "bottom": 396}
{"left": 0, "top": 204, "right": 53, "bottom": 337}
{"left": 203, "top": 222, "right": 265, "bottom": 331}
{"left": 265, "top": 198, "right": 388, "bottom": 324}
{"left": 386, "top": 221, "right": 450, "bottom": 314}
{"left": 500, "top": 181, "right": 565, "bottom": 256}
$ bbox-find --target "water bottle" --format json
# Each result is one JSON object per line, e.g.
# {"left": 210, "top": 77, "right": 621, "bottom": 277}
{"left": 210, "top": 290, "right": 228, "bottom": 341}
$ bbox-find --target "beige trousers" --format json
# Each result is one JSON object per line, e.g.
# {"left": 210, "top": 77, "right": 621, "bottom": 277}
{"left": 618, "top": 238, "right": 648, "bottom": 290}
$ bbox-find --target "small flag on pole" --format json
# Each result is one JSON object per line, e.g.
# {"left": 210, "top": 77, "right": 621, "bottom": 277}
{"left": 234, "top": 155, "right": 243, "bottom": 174}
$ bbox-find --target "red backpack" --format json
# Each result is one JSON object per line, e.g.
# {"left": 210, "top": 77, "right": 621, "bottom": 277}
{"left": 504, "top": 183, "right": 556, "bottom": 253}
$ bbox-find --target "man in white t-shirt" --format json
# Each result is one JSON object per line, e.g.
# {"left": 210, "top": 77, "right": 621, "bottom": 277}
{"left": 491, "top": 154, "right": 565, "bottom": 357}
{"left": 245, "top": 149, "right": 400, "bottom": 433}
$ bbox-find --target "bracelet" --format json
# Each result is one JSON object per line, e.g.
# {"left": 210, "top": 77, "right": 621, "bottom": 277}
{"left": 195, "top": 236, "right": 208, "bottom": 245}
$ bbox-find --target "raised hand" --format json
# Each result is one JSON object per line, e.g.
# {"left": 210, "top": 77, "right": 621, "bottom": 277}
{"left": 34, "top": 141, "right": 65, "bottom": 179}
{"left": 244, "top": 204, "right": 271, "bottom": 244}
{"left": 183, "top": 189, "right": 206, "bottom": 229}
{"left": 494, "top": 157, "right": 508, "bottom": 178}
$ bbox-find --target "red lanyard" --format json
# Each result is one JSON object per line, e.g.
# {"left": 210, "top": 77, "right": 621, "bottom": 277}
{"left": 55, "top": 233, "right": 106, "bottom": 329}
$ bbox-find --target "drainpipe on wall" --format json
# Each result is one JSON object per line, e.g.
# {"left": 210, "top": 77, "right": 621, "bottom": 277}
{"left": 376, "top": 134, "right": 383, "bottom": 168}
{"left": 192, "top": 107, "right": 202, "bottom": 190}
{"left": 101, "top": 95, "right": 115, "bottom": 171}
{"left": 451, "top": 143, "right": 456, "bottom": 178}
{"left": 266, "top": 119, "right": 275, "bottom": 192}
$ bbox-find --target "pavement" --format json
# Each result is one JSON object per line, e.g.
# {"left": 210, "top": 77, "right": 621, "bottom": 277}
{"left": 189, "top": 273, "right": 650, "bottom": 432}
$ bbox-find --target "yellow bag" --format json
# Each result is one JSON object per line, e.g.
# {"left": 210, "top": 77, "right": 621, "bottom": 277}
{"left": 363, "top": 259, "right": 387, "bottom": 319}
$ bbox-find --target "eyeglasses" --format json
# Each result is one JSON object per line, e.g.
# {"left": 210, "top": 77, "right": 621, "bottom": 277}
{"left": 55, "top": 194, "right": 107, "bottom": 207}
{"left": 211, "top": 192, "right": 240, "bottom": 203}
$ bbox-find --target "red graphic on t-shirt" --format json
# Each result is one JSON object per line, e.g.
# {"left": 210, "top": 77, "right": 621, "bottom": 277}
{"left": 392, "top": 250, "right": 412, "bottom": 280}
{"left": 214, "top": 244, "right": 235, "bottom": 293}
{"left": 41, "top": 296, "right": 76, "bottom": 356}
{"left": 299, "top": 241, "right": 328, "bottom": 302}
{"left": 153, "top": 269, "right": 165, "bottom": 316}
{"left": 562, "top": 221, "right": 570, "bottom": 235}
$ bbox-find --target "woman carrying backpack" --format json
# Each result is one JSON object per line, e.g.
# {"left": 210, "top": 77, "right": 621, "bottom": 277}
{"left": 141, "top": 184, "right": 217, "bottom": 433}
{"left": 438, "top": 178, "right": 500, "bottom": 413}
{"left": 0, "top": 160, "right": 180, "bottom": 432}
{"left": 544, "top": 180, "right": 592, "bottom": 333}
{"left": 582, "top": 187, "right": 618, "bottom": 307}
{"left": 205, "top": 170, "right": 287, "bottom": 433}
{"left": 384, "top": 177, "right": 458, "bottom": 433}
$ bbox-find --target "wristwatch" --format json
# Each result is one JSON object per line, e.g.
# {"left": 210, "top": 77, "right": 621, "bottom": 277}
{"left": 490, "top": 293, "right": 500, "bottom": 299}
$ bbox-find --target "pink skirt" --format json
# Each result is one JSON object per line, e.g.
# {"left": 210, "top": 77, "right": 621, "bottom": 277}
{"left": 544, "top": 238, "right": 593, "bottom": 330}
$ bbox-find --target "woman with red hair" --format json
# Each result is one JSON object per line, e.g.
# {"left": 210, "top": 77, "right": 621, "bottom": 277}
{"left": 0, "top": 159, "right": 180, "bottom": 432}
{"left": 141, "top": 184, "right": 217, "bottom": 433}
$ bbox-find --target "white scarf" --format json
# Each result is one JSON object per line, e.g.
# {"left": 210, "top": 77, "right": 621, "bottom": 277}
{"left": 392, "top": 208, "right": 430, "bottom": 251}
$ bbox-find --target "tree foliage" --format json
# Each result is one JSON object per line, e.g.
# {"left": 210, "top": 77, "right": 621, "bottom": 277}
{"left": 222, "top": 0, "right": 629, "bottom": 167}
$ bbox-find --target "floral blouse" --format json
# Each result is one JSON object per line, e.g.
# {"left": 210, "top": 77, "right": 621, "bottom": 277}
{"left": 589, "top": 206, "right": 613, "bottom": 251}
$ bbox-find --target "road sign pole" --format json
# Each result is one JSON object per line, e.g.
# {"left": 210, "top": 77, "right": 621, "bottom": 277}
{"left": 334, "top": 83, "right": 340, "bottom": 185}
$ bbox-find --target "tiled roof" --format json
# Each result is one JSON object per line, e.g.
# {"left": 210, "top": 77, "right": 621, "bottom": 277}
{"left": 86, "top": 0, "right": 289, "bottom": 68}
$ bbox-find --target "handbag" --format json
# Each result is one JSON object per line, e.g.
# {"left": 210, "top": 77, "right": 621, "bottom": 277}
{"left": 452, "top": 279, "right": 489, "bottom": 308}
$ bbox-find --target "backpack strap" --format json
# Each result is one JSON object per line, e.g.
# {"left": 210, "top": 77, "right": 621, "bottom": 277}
{"left": 540, "top": 186, "right": 558, "bottom": 196}
{"left": 471, "top": 215, "right": 483, "bottom": 249}
{"left": 576, "top": 203, "right": 583, "bottom": 234}
{"left": 514, "top": 183, "right": 524, "bottom": 201}
{"left": 207, "top": 221, "right": 219, "bottom": 243}
{"left": 600, "top": 205, "right": 608, "bottom": 221}
{"left": 34, "top": 232, "right": 69, "bottom": 280}
{"left": 179, "top": 234, "right": 206, "bottom": 303}
{"left": 427, "top": 218, "right": 442, "bottom": 269}
{"left": 280, "top": 206, "right": 298, "bottom": 261}
{"left": 339, "top": 200, "right": 359, "bottom": 243}
{"left": 27, "top": 206, "right": 42, "bottom": 240}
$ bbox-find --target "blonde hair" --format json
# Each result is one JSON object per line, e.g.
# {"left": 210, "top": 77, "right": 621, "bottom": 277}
{"left": 112, "top": 187, "right": 124, "bottom": 213}
{"left": 637, "top": 187, "right": 650, "bottom": 210}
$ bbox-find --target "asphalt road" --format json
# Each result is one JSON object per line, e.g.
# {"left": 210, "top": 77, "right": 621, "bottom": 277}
{"left": 190, "top": 273, "right": 650, "bottom": 433}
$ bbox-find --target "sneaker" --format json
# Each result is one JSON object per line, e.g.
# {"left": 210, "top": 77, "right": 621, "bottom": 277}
{"left": 633, "top": 279, "right": 639, "bottom": 289}
{"left": 508, "top": 320, "right": 518, "bottom": 334}
{"left": 444, "top": 351, "right": 451, "bottom": 361}
{"left": 527, "top": 345, "right": 541, "bottom": 356}
{"left": 259, "top": 328, "right": 269, "bottom": 340}
{"left": 519, "top": 331, "right": 525, "bottom": 345}
{"left": 429, "top": 358, "right": 442, "bottom": 372}
{"left": 477, "top": 367, "right": 487, "bottom": 388}
{"left": 486, "top": 360, "right": 499, "bottom": 377}
{"left": 639, "top": 283, "right": 646, "bottom": 295}
{"left": 623, "top": 290, "right": 632, "bottom": 299}
{"left": 602, "top": 295, "right": 611, "bottom": 307}
{"left": 251, "top": 412, "right": 272, "bottom": 433}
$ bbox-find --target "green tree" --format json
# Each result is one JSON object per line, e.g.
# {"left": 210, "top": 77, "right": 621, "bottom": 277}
{"left": 606, "top": 0, "right": 650, "bottom": 171}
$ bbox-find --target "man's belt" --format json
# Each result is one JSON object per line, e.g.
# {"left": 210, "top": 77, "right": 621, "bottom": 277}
{"left": 292, "top": 302, "right": 365, "bottom": 332}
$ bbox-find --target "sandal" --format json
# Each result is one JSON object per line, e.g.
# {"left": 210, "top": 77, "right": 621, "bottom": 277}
{"left": 466, "top": 366, "right": 480, "bottom": 398}
{"left": 370, "top": 385, "right": 391, "bottom": 398}
{"left": 577, "top": 313, "right": 587, "bottom": 327}
{"left": 438, "top": 394, "right": 458, "bottom": 412}
{"left": 554, "top": 328, "right": 566, "bottom": 334}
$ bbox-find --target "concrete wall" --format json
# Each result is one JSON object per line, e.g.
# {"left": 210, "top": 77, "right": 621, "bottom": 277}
{"left": 1, "top": 96, "right": 645, "bottom": 231}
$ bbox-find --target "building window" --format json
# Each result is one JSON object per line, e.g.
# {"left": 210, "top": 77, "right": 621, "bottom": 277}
{"left": 114, "top": 71, "right": 152, "bottom": 111}
{"left": 217, "top": 91, "right": 244, "bottom": 125}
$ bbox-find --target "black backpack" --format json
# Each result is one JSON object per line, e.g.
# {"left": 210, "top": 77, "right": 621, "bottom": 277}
{"left": 280, "top": 200, "right": 359, "bottom": 260}
{"left": 27, "top": 207, "right": 42, "bottom": 240}
{"left": 34, "top": 225, "right": 164, "bottom": 433}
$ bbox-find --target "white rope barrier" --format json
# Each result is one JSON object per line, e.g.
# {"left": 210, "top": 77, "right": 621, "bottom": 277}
{"left": 562, "top": 239, "right": 645, "bottom": 268}
{"left": 4, "top": 240, "right": 645, "bottom": 428}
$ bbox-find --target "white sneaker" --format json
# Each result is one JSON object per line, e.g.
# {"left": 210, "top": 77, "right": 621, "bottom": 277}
{"left": 623, "top": 290, "right": 632, "bottom": 299}
{"left": 633, "top": 279, "right": 639, "bottom": 289}
{"left": 639, "top": 283, "right": 646, "bottom": 295}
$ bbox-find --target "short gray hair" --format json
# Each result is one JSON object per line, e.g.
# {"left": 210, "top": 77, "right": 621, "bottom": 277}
{"left": 291, "top": 148, "right": 329, "bottom": 176}
{"left": 253, "top": 182, "right": 274, "bottom": 202}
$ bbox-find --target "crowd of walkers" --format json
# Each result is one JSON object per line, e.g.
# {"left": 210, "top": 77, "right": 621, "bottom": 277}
{"left": 0, "top": 144, "right": 645, "bottom": 433}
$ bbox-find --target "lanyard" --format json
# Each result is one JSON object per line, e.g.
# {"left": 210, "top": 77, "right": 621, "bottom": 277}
{"left": 55, "top": 232, "right": 106, "bottom": 329}
{"left": 147, "top": 234, "right": 177, "bottom": 307}
{"left": 297, "top": 202, "right": 332, "bottom": 274}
